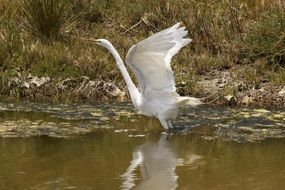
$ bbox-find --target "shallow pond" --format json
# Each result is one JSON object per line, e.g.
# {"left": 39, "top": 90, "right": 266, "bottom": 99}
{"left": 0, "top": 102, "right": 285, "bottom": 190}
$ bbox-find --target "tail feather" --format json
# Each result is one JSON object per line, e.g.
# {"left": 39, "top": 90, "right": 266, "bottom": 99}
{"left": 176, "top": 96, "right": 202, "bottom": 107}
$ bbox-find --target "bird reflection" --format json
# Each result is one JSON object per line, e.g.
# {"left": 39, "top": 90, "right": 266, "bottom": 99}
{"left": 121, "top": 134, "right": 199, "bottom": 190}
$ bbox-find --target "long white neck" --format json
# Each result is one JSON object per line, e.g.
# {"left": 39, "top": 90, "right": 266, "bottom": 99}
{"left": 104, "top": 42, "right": 141, "bottom": 108}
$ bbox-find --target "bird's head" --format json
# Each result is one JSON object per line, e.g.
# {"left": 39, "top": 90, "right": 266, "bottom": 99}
{"left": 95, "top": 39, "right": 113, "bottom": 49}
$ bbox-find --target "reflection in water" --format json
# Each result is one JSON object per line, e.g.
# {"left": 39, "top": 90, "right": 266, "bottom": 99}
{"left": 121, "top": 134, "right": 202, "bottom": 190}
{"left": 121, "top": 150, "right": 143, "bottom": 189}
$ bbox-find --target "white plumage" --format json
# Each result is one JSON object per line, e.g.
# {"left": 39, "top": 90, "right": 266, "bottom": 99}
{"left": 96, "top": 22, "right": 201, "bottom": 130}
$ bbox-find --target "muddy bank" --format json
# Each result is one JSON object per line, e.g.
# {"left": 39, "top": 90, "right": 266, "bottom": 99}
{"left": 196, "top": 71, "right": 285, "bottom": 107}
{"left": 0, "top": 74, "right": 126, "bottom": 103}
{"left": 0, "top": 73, "right": 285, "bottom": 107}
{"left": 0, "top": 102, "right": 284, "bottom": 142}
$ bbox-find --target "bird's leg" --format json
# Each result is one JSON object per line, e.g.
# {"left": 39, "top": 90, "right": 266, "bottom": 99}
{"left": 167, "top": 120, "right": 178, "bottom": 133}
{"left": 168, "top": 120, "right": 186, "bottom": 134}
{"left": 167, "top": 121, "right": 173, "bottom": 129}
{"left": 158, "top": 118, "right": 170, "bottom": 131}
{"left": 167, "top": 121, "right": 177, "bottom": 133}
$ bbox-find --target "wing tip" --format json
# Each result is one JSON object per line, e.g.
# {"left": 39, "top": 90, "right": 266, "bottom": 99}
{"left": 171, "top": 22, "right": 181, "bottom": 29}
{"left": 183, "top": 38, "right": 192, "bottom": 46}
{"left": 171, "top": 22, "right": 191, "bottom": 39}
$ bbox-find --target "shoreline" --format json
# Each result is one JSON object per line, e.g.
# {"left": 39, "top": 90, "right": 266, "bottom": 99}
{"left": 1, "top": 73, "right": 284, "bottom": 108}
{"left": 0, "top": 102, "right": 284, "bottom": 142}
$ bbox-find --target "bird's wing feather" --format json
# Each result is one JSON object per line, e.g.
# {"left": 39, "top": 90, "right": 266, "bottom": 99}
{"left": 126, "top": 22, "right": 191, "bottom": 97}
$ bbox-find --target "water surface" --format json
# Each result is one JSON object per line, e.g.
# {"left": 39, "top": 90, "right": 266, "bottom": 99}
{"left": 0, "top": 103, "right": 285, "bottom": 189}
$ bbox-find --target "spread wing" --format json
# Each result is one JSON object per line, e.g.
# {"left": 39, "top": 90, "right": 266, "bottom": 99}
{"left": 125, "top": 22, "right": 191, "bottom": 97}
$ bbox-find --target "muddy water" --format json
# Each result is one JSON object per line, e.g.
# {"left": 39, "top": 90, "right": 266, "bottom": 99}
{"left": 0, "top": 103, "right": 285, "bottom": 190}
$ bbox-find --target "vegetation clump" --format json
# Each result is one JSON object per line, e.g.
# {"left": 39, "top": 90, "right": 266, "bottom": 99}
{"left": 21, "top": 0, "right": 75, "bottom": 41}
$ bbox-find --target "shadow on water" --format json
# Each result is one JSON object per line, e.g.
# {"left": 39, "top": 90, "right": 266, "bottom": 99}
{"left": 1, "top": 103, "right": 285, "bottom": 189}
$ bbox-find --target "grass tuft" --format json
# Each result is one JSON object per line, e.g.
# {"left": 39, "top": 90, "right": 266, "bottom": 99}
{"left": 21, "top": 0, "right": 77, "bottom": 41}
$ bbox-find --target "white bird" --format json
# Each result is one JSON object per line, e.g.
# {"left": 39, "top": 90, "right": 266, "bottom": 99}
{"left": 96, "top": 22, "right": 201, "bottom": 130}
{"left": 121, "top": 134, "right": 178, "bottom": 190}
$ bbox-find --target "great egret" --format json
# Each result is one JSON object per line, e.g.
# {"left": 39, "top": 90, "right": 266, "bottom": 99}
{"left": 96, "top": 22, "right": 201, "bottom": 130}
{"left": 121, "top": 134, "right": 178, "bottom": 190}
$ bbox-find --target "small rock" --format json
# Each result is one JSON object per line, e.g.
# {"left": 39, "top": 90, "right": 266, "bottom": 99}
{"left": 237, "top": 82, "right": 247, "bottom": 92}
{"left": 176, "top": 81, "right": 187, "bottom": 88}
{"left": 241, "top": 95, "right": 252, "bottom": 106}
{"left": 218, "top": 83, "right": 226, "bottom": 88}
{"left": 259, "top": 87, "right": 265, "bottom": 92}
{"left": 254, "top": 109, "right": 270, "bottom": 113}
{"left": 224, "top": 95, "right": 237, "bottom": 106}
{"left": 101, "top": 81, "right": 126, "bottom": 100}
{"left": 30, "top": 76, "right": 50, "bottom": 87}
{"left": 203, "top": 136, "right": 216, "bottom": 141}
{"left": 88, "top": 81, "right": 96, "bottom": 87}
{"left": 278, "top": 86, "right": 285, "bottom": 96}
{"left": 239, "top": 126, "right": 255, "bottom": 132}
{"left": 260, "top": 78, "right": 269, "bottom": 83}
{"left": 10, "top": 77, "right": 21, "bottom": 87}
{"left": 253, "top": 83, "right": 261, "bottom": 90}
{"left": 100, "top": 117, "right": 110, "bottom": 121}
{"left": 0, "top": 31, "right": 5, "bottom": 41}
{"left": 22, "top": 81, "right": 30, "bottom": 89}
{"left": 261, "top": 129, "right": 269, "bottom": 134}
{"left": 128, "top": 134, "right": 145, "bottom": 138}
{"left": 114, "top": 129, "right": 128, "bottom": 133}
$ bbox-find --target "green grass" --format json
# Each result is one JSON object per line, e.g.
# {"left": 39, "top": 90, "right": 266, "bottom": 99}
{"left": 0, "top": 0, "right": 285, "bottom": 102}
{"left": 243, "top": 8, "right": 285, "bottom": 65}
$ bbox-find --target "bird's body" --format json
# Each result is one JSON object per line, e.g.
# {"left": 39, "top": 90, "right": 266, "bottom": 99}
{"left": 97, "top": 23, "right": 201, "bottom": 130}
